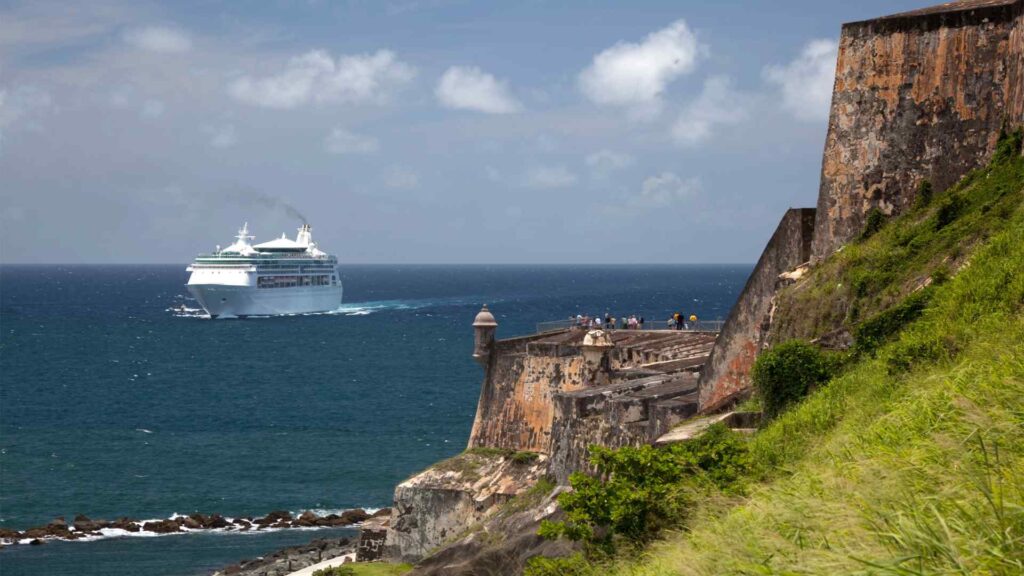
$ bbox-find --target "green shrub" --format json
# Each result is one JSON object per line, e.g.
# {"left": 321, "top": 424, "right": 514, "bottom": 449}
{"left": 752, "top": 340, "right": 836, "bottom": 419}
{"left": 859, "top": 207, "right": 887, "bottom": 241}
{"left": 525, "top": 554, "right": 595, "bottom": 576}
{"left": 854, "top": 288, "right": 933, "bottom": 356}
{"left": 930, "top": 266, "right": 950, "bottom": 286}
{"left": 539, "top": 424, "right": 750, "bottom": 553}
{"left": 511, "top": 451, "right": 540, "bottom": 464}
{"left": 993, "top": 127, "right": 1023, "bottom": 163}
{"left": 915, "top": 179, "right": 934, "bottom": 208}
{"left": 935, "top": 194, "right": 966, "bottom": 230}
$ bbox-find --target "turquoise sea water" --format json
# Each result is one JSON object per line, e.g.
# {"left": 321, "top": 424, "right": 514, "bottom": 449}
{"left": 0, "top": 264, "right": 749, "bottom": 575}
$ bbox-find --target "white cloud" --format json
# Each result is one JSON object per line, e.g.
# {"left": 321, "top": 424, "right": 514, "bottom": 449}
{"left": 383, "top": 166, "right": 419, "bottom": 189}
{"left": 763, "top": 39, "right": 838, "bottom": 122}
{"left": 578, "top": 20, "right": 702, "bottom": 116}
{"left": 207, "top": 124, "right": 237, "bottom": 149}
{"left": 435, "top": 66, "right": 522, "bottom": 114}
{"left": 123, "top": 26, "right": 192, "bottom": 53}
{"left": 324, "top": 127, "right": 379, "bottom": 155}
{"left": 230, "top": 49, "right": 415, "bottom": 109}
{"left": 635, "top": 172, "right": 700, "bottom": 207}
{"left": 586, "top": 149, "right": 634, "bottom": 173}
{"left": 523, "top": 165, "right": 578, "bottom": 189}
{"left": 672, "top": 76, "right": 747, "bottom": 146}
{"left": 140, "top": 99, "right": 164, "bottom": 119}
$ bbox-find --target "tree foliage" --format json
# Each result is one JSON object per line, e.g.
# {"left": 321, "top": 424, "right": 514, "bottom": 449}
{"left": 539, "top": 424, "right": 750, "bottom": 554}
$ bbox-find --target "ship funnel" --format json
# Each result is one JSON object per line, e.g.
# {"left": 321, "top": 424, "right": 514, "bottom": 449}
{"left": 296, "top": 223, "right": 312, "bottom": 247}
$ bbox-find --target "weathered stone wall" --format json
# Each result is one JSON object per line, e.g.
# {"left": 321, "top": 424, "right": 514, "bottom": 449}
{"left": 811, "top": 0, "right": 1024, "bottom": 260}
{"left": 548, "top": 373, "right": 699, "bottom": 484}
{"left": 698, "top": 208, "right": 816, "bottom": 412}
{"left": 467, "top": 334, "right": 587, "bottom": 453}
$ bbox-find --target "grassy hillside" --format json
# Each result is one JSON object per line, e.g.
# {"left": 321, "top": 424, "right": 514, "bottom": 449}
{"left": 770, "top": 130, "right": 1024, "bottom": 345}
{"left": 533, "top": 133, "right": 1024, "bottom": 575}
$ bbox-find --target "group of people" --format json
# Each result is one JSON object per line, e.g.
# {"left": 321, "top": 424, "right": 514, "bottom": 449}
{"left": 573, "top": 314, "right": 646, "bottom": 330}
{"left": 571, "top": 311, "right": 700, "bottom": 331}
{"left": 669, "top": 312, "right": 699, "bottom": 330}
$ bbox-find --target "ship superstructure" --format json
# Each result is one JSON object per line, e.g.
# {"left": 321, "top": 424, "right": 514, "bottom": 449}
{"left": 186, "top": 223, "right": 343, "bottom": 318}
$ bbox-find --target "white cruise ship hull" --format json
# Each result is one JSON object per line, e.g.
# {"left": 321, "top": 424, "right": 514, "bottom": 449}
{"left": 187, "top": 284, "right": 343, "bottom": 318}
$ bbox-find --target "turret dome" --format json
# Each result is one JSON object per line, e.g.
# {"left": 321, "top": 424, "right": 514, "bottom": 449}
{"left": 473, "top": 304, "right": 498, "bottom": 327}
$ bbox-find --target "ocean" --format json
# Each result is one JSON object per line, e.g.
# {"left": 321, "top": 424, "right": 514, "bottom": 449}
{"left": 0, "top": 264, "right": 749, "bottom": 575}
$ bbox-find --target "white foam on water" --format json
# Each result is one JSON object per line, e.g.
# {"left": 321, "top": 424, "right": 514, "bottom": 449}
{"left": 2, "top": 507, "right": 379, "bottom": 546}
{"left": 169, "top": 295, "right": 496, "bottom": 319}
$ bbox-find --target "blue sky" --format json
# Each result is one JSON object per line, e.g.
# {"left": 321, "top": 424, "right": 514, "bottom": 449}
{"left": 0, "top": 0, "right": 930, "bottom": 263}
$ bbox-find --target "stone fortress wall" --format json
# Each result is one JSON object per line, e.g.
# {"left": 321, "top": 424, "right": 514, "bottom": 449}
{"left": 386, "top": 2, "right": 1024, "bottom": 570}
{"left": 811, "top": 0, "right": 1024, "bottom": 261}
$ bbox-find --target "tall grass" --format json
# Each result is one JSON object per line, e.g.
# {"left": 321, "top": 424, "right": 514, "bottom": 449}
{"left": 600, "top": 150, "right": 1024, "bottom": 574}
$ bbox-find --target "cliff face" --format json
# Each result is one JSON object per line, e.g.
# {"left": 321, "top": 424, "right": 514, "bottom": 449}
{"left": 811, "top": 0, "right": 1024, "bottom": 261}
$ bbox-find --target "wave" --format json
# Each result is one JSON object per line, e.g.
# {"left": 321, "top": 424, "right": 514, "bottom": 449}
{"left": 5, "top": 507, "right": 383, "bottom": 546}
{"left": 168, "top": 296, "right": 495, "bottom": 319}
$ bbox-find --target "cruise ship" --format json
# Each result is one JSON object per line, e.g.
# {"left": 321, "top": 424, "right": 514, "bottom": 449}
{"left": 186, "top": 223, "right": 343, "bottom": 318}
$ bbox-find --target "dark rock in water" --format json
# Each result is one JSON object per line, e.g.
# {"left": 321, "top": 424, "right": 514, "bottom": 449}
{"left": 180, "top": 516, "right": 203, "bottom": 530}
{"left": 296, "top": 510, "right": 319, "bottom": 526}
{"left": 73, "top": 514, "right": 101, "bottom": 532}
{"left": 29, "top": 538, "right": 44, "bottom": 546}
{"left": 339, "top": 509, "right": 370, "bottom": 525}
{"left": 315, "top": 514, "right": 338, "bottom": 527}
{"left": 142, "top": 519, "right": 181, "bottom": 534}
{"left": 111, "top": 518, "right": 141, "bottom": 532}
{"left": 264, "top": 510, "right": 292, "bottom": 522}
{"left": 188, "top": 513, "right": 210, "bottom": 527}
{"left": 0, "top": 528, "right": 22, "bottom": 540}
{"left": 208, "top": 514, "right": 231, "bottom": 529}
{"left": 22, "top": 527, "right": 49, "bottom": 539}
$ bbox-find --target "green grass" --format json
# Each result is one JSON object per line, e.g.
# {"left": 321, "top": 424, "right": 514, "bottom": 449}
{"left": 312, "top": 562, "right": 412, "bottom": 576}
{"left": 563, "top": 142, "right": 1024, "bottom": 574}
{"left": 771, "top": 137, "right": 1024, "bottom": 343}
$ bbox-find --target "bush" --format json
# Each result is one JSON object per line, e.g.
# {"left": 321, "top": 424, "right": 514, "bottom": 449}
{"left": 539, "top": 424, "right": 750, "bottom": 553}
{"left": 854, "top": 288, "right": 933, "bottom": 356}
{"left": 752, "top": 340, "right": 836, "bottom": 419}
{"left": 915, "top": 179, "right": 934, "bottom": 208}
{"left": 993, "top": 127, "right": 1023, "bottom": 163}
{"left": 859, "top": 207, "right": 887, "bottom": 240}
{"left": 511, "top": 451, "right": 540, "bottom": 464}
{"left": 935, "top": 194, "right": 966, "bottom": 230}
{"left": 524, "top": 554, "right": 595, "bottom": 576}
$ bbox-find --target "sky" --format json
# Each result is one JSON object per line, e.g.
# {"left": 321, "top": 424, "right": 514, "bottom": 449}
{"left": 0, "top": 0, "right": 931, "bottom": 264}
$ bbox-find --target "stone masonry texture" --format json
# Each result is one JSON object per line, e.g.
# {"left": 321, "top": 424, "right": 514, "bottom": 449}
{"left": 698, "top": 208, "right": 816, "bottom": 412}
{"left": 811, "top": 0, "right": 1024, "bottom": 260}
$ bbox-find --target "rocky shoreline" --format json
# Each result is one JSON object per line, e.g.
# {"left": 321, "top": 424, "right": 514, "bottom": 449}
{"left": 211, "top": 536, "right": 357, "bottom": 576}
{"left": 0, "top": 508, "right": 389, "bottom": 547}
